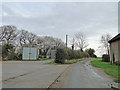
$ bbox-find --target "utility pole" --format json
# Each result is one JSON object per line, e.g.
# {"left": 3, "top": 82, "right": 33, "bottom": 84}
{"left": 71, "top": 38, "right": 75, "bottom": 50}
{"left": 66, "top": 34, "right": 68, "bottom": 48}
{"left": 72, "top": 44, "right": 74, "bottom": 50}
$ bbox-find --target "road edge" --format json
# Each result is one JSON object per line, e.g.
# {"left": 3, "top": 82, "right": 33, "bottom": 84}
{"left": 47, "top": 64, "right": 74, "bottom": 88}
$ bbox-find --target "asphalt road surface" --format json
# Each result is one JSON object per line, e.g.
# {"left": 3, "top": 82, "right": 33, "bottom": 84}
{"left": 2, "top": 60, "right": 69, "bottom": 88}
{"left": 63, "top": 59, "right": 118, "bottom": 88}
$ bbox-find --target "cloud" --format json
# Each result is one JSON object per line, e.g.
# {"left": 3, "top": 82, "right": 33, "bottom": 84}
{"left": 2, "top": 2, "right": 118, "bottom": 56}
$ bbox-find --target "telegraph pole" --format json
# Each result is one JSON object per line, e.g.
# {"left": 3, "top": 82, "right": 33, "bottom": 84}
{"left": 72, "top": 44, "right": 74, "bottom": 50}
{"left": 66, "top": 34, "right": 68, "bottom": 48}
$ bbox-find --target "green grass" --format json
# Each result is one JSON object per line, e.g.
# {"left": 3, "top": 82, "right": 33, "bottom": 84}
{"left": 39, "top": 58, "right": 49, "bottom": 61}
{"left": 45, "top": 62, "right": 57, "bottom": 65}
{"left": 91, "top": 58, "right": 120, "bottom": 83}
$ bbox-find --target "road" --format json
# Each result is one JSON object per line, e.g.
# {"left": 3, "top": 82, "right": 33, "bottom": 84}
{"left": 2, "top": 59, "right": 119, "bottom": 89}
{"left": 63, "top": 59, "right": 118, "bottom": 88}
{"left": 2, "top": 60, "right": 69, "bottom": 88}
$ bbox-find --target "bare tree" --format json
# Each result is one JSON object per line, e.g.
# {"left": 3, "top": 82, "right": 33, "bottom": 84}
{"left": 18, "top": 30, "right": 29, "bottom": 47}
{"left": 0, "top": 25, "right": 67, "bottom": 59}
{"left": 0, "top": 27, "right": 2, "bottom": 41}
{"left": 15, "top": 30, "right": 30, "bottom": 54}
{"left": 74, "top": 32, "right": 88, "bottom": 51}
{"left": 27, "top": 32, "right": 38, "bottom": 46}
{"left": 37, "top": 37, "right": 43, "bottom": 45}
{"left": 0, "top": 25, "right": 18, "bottom": 44}
{"left": 41, "top": 36, "right": 55, "bottom": 57}
{"left": 100, "top": 34, "right": 112, "bottom": 55}
{"left": 54, "top": 38, "right": 65, "bottom": 48}
{"left": 40, "top": 36, "right": 65, "bottom": 57}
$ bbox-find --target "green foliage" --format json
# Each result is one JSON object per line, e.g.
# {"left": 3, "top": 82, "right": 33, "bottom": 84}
{"left": 39, "top": 58, "right": 49, "bottom": 61}
{"left": 65, "top": 48, "right": 89, "bottom": 60}
{"left": 8, "top": 49, "right": 17, "bottom": 60}
{"left": 85, "top": 48, "right": 97, "bottom": 58}
{"left": 2, "top": 43, "right": 22, "bottom": 60}
{"left": 55, "top": 48, "right": 66, "bottom": 64}
{"left": 91, "top": 58, "right": 120, "bottom": 83}
{"left": 102, "top": 54, "right": 110, "bottom": 62}
{"left": 17, "top": 53, "right": 22, "bottom": 60}
{"left": 2, "top": 43, "right": 14, "bottom": 59}
{"left": 65, "top": 48, "right": 74, "bottom": 60}
{"left": 45, "top": 61, "right": 57, "bottom": 65}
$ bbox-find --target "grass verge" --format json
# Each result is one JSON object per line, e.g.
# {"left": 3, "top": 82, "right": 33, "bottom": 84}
{"left": 91, "top": 58, "right": 120, "bottom": 83}
{"left": 4, "top": 58, "right": 50, "bottom": 61}
{"left": 65, "top": 58, "right": 93, "bottom": 64}
{"left": 46, "top": 58, "right": 94, "bottom": 65}
{"left": 39, "top": 58, "right": 49, "bottom": 61}
{"left": 45, "top": 61, "right": 57, "bottom": 65}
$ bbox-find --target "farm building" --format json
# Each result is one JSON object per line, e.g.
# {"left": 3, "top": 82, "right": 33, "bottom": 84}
{"left": 109, "top": 33, "right": 120, "bottom": 65}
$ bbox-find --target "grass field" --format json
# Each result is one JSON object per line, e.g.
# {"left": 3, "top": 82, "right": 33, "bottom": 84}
{"left": 91, "top": 58, "right": 120, "bottom": 83}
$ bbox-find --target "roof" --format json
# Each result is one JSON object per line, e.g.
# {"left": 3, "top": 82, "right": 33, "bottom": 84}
{"left": 109, "top": 33, "right": 120, "bottom": 43}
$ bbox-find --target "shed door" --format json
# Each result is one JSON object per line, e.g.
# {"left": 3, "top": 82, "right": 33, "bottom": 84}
{"left": 22, "top": 48, "right": 30, "bottom": 60}
{"left": 30, "top": 48, "right": 37, "bottom": 60}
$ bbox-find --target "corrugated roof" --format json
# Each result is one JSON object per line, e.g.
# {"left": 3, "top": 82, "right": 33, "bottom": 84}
{"left": 108, "top": 33, "right": 120, "bottom": 43}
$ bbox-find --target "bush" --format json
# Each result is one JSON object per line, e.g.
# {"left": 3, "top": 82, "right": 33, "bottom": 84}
{"left": 92, "top": 54, "right": 97, "bottom": 58}
{"left": 64, "top": 48, "right": 90, "bottom": 60}
{"left": 66, "top": 49, "right": 74, "bottom": 60}
{"left": 2, "top": 43, "right": 16, "bottom": 60}
{"left": 16, "top": 53, "right": 22, "bottom": 60}
{"left": 55, "top": 48, "right": 66, "bottom": 64}
{"left": 102, "top": 54, "right": 110, "bottom": 62}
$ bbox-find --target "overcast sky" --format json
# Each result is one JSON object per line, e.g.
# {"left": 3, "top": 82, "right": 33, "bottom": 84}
{"left": 2, "top": 2, "right": 118, "bottom": 56}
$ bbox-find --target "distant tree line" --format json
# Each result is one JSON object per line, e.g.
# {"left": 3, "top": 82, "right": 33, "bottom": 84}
{"left": 0, "top": 25, "right": 65, "bottom": 60}
{"left": 0, "top": 25, "right": 97, "bottom": 61}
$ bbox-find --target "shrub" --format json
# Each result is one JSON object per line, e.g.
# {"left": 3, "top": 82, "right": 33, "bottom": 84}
{"left": 102, "top": 54, "right": 110, "bottom": 62}
{"left": 2, "top": 43, "right": 15, "bottom": 60}
{"left": 16, "top": 53, "right": 22, "bottom": 60}
{"left": 65, "top": 48, "right": 74, "bottom": 60}
{"left": 64, "top": 48, "right": 90, "bottom": 60}
{"left": 55, "top": 48, "right": 66, "bottom": 64}
{"left": 93, "top": 54, "right": 97, "bottom": 58}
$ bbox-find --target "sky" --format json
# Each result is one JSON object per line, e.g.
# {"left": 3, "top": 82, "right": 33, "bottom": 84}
{"left": 1, "top": 2, "right": 119, "bottom": 57}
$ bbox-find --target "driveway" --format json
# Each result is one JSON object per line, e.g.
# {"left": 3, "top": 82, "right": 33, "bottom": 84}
{"left": 63, "top": 59, "right": 118, "bottom": 88}
{"left": 2, "top": 60, "right": 69, "bottom": 88}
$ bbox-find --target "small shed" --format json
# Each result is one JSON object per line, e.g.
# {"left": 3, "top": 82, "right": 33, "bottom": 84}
{"left": 108, "top": 33, "right": 120, "bottom": 65}
{"left": 22, "top": 47, "right": 39, "bottom": 60}
{"left": 50, "top": 50, "right": 56, "bottom": 59}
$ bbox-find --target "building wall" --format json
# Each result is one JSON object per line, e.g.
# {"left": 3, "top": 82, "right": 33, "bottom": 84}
{"left": 110, "top": 40, "right": 119, "bottom": 64}
{"left": 118, "top": 40, "right": 120, "bottom": 64}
